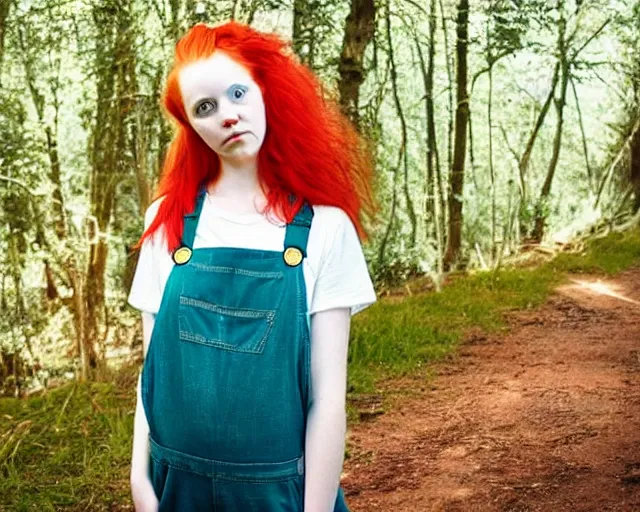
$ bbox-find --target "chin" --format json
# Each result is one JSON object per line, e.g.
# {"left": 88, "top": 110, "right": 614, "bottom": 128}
{"left": 235, "top": 144, "right": 261, "bottom": 156}
{"left": 220, "top": 148, "right": 260, "bottom": 163}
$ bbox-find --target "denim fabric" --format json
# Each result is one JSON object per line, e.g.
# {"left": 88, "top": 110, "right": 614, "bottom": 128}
{"left": 141, "top": 193, "right": 349, "bottom": 511}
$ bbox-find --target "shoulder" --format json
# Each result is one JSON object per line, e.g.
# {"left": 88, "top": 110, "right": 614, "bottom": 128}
{"left": 305, "top": 205, "right": 376, "bottom": 315}
{"left": 309, "top": 205, "right": 355, "bottom": 235}
{"left": 309, "top": 206, "right": 361, "bottom": 252}
{"left": 305, "top": 205, "right": 363, "bottom": 273}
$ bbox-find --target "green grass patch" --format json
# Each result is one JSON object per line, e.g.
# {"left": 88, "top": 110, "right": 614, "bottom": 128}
{"left": 347, "top": 265, "right": 561, "bottom": 394}
{"left": 551, "top": 228, "right": 640, "bottom": 275}
{"left": 0, "top": 370, "right": 137, "bottom": 511}
{"left": 347, "top": 226, "right": 640, "bottom": 394}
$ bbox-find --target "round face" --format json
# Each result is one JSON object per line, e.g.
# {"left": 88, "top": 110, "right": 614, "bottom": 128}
{"left": 179, "top": 51, "right": 266, "bottom": 163}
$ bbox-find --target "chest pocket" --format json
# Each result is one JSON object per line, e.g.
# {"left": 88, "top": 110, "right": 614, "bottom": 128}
{"left": 178, "top": 296, "right": 276, "bottom": 354}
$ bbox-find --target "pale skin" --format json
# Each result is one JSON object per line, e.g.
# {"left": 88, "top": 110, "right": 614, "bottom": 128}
{"left": 130, "top": 51, "right": 352, "bottom": 512}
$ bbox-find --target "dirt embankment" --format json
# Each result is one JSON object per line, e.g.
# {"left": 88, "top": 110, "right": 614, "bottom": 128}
{"left": 343, "top": 268, "right": 640, "bottom": 511}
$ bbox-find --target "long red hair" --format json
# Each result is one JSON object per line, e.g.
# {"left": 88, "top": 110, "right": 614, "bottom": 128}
{"left": 137, "top": 21, "right": 375, "bottom": 252}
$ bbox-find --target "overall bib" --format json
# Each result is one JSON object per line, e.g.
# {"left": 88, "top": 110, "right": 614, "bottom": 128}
{"left": 141, "top": 190, "right": 350, "bottom": 511}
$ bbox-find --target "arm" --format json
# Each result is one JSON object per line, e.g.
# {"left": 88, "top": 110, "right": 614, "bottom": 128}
{"left": 130, "top": 312, "right": 158, "bottom": 509}
{"left": 304, "top": 307, "right": 351, "bottom": 512}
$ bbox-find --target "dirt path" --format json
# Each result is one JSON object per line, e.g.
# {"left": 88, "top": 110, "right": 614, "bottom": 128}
{"left": 342, "top": 268, "right": 640, "bottom": 511}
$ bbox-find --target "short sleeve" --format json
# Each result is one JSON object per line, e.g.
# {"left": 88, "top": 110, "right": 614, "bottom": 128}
{"left": 127, "top": 199, "right": 166, "bottom": 314}
{"left": 309, "top": 209, "right": 376, "bottom": 316}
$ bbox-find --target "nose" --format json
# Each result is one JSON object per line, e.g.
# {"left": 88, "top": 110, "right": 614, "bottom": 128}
{"left": 222, "top": 117, "right": 238, "bottom": 129}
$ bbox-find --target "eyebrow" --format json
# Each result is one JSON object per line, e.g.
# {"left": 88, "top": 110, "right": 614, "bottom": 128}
{"left": 188, "top": 82, "right": 247, "bottom": 100}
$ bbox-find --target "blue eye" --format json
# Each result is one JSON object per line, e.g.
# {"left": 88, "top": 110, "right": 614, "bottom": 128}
{"left": 195, "top": 100, "right": 216, "bottom": 116}
{"left": 228, "top": 84, "right": 248, "bottom": 102}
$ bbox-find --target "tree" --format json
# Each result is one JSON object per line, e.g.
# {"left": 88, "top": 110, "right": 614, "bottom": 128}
{"left": 443, "top": 0, "right": 469, "bottom": 270}
{"left": 415, "top": 0, "right": 445, "bottom": 278}
{"left": 471, "top": 0, "right": 528, "bottom": 262}
{"left": 337, "top": 0, "right": 376, "bottom": 128}
{"left": 0, "top": 0, "right": 11, "bottom": 86}
{"left": 531, "top": 0, "right": 610, "bottom": 241}
{"left": 626, "top": 0, "right": 640, "bottom": 212}
{"left": 632, "top": 122, "right": 640, "bottom": 212}
{"left": 385, "top": 2, "right": 416, "bottom": 248}
{"left": 82, "top": 0, "right": 139, "bottom": 377}
{"left": 292, "top": 0, "right": 319, "bottom": 67}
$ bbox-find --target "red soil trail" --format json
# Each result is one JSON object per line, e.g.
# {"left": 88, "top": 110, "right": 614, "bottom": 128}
{"left": 342, "top": 268, "right": 640, "bottom": 511}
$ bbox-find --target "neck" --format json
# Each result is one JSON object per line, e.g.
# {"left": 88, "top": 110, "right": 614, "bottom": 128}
{"left": 207, "top": 157, "right": 268, "bottom": 214}
{"left": 211, "top": 157, "right": 261, "bottom": 198}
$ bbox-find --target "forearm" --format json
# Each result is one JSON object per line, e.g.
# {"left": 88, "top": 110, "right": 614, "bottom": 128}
{"left": 130, "top": 372, "right": 151, "bottom": 483}
{"left": 131, "top": 312, "right": 155, "bottom": 484}
{"left": 304, "top": 398, "right": 347, "bottom": 512}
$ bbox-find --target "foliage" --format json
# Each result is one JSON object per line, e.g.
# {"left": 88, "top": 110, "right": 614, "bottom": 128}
{"left": 0, "top": 0, "right": 639, "bottom": 385}
{"left": 0, "top": 90, "right": 47, "bottom": 365}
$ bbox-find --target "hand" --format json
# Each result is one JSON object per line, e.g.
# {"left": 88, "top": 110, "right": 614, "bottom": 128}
{"left": 131, "top": 475, "right": 159, "bottom": 512}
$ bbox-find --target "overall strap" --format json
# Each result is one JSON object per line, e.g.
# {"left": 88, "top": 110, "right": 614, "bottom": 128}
{"left": 182, "top": 188, "right": 207, "bottom": 249}
{"left": 284, "top": 202, "right": 314, "bottom": 258}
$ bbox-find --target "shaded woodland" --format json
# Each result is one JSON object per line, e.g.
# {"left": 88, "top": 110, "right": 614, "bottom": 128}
{"left": 0, "top": 0, "right": 639, "bottom": 392}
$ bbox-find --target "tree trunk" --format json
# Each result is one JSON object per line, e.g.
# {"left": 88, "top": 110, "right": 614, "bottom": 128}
{"left": 427, "top": 0, "right": 438, "bottom": 225}
{"left": 439, "top": 0, "right": 454, "bottom": 191}
{"left": 132, "top": 110, "right": 151, "bottom": 217}
{"left": 484, "top": 4, "right": 496, "bottom": 262}
{"left": 125, "top": 10, "right": 149, "bottom": 296}
{"left": 0, "top": 0, "right": 10, "bottom": 87}
{"left": 443, "top": 0, "right": 469, "bottom": 270}
{"left": 432, "top": 35, "right": 446, "bottom": 254}
{"left": 292, "top": 0, "right": 305, "bottom": 55}
{"left": 151, "top": 66, "right": 172, "bottom": 180}
{"left": 631, "top": 121, "right": 640, "bottom": 213}
{"left": 488, "top": 64, "right": 497, "bottom": 263}
{"left": 84, "top": 0, "right": 138, "bottom": 378}
{"left": 415, "top": 38, "right": 433, "bottom": 221}
{"left": 531, "top": 0, "right": 568, "bottom": 242}
{"left": 630, "top": 6, "right": 640, "bottom": 213}
{"left": 467, "top": 98, "right": 478, "bottom": 190}
{"left": 385, "top": 3, "right": 416, "bottom": 247}
{"left": 337, "top": 0, "right": 375, "bottom": 128}
{"left": 570, "top": 75, "right": 594, "bottom": 194}
{"left": 415, "top": 0, "right": 441, "bottom": 236}
{"left": 517, "top": 62, "right": 560, "bottom": 237}
{"left": 292, "top": 0, "right": 317, "bottom": 67}
{"left": 430, "top": 20, "right": 445, "bottom": 283}
{"left": 377, "top": 155, "right": 401, "bottom": 276}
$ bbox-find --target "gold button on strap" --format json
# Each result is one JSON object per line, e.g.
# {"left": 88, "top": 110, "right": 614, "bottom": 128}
{"left": 283, "top": 247, "right": 303, "bottom": 267}
{"left": 173, "top": 246, "right": 192, "bottom": 265}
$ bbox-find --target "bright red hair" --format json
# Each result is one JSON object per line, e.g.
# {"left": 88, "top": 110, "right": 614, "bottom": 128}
{"left": 136, "top": 21, "right": 375, "bottom": 252}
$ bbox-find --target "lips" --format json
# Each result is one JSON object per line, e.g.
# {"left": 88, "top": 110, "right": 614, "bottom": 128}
{"left": 222, "top": 131, "right": 249, "bottom": 145}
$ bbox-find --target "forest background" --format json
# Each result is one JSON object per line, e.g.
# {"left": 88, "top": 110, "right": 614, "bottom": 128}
{"left": 1, "top": 0, "right": 640, "bottom": 509}
{"left": 0, "top": 0, "right": 639, "bottom": 406}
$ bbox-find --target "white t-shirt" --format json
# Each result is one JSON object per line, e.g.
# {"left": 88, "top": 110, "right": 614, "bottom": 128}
{"left": 127, "top": 194, "right": 377, "bottom": 316}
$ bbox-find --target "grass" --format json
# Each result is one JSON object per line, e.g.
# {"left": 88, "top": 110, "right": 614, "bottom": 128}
{"left": 550, "top": 229, "right": 640, "bottom": 275}
{"left": 1, "top": 226, "right": 639, "bottom": 510}
{"left": 347, "top": 265, "right": 560, "bottom": 396}
{"left": 0, "top": 370, "right": 138, "bottom": 511}
{"left": 347, "top": 226, "right": 640, "bottom": 394}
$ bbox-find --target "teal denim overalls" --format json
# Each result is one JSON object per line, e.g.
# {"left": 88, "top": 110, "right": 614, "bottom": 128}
{"left": 141, "top": 190, "right": 349, "bottom": 511}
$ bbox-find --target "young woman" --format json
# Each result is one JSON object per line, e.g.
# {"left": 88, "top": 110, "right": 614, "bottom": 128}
{"left": 128, "top": 21, "right": 376, "bottom": 511}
